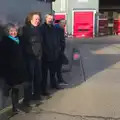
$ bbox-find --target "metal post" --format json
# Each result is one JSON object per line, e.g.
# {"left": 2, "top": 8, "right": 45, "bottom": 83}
{"left": 66, "top": 0, "right": 69, "bottom": 34}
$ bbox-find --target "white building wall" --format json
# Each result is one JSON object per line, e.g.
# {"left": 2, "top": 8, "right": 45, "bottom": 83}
{"left": 52, "top": 0, "right": 66, "bottom": 12}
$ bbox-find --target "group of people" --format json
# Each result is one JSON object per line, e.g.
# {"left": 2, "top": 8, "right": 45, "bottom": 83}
{"left": 0, "top": 12, "right": 68, "bottom": 113}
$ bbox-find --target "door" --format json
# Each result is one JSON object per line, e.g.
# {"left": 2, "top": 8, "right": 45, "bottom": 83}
{"left": 73, "top": 11, "right": 94, "bottom": 38}
{"left": 54, "top": 13, "right": 66, "bottom": 23}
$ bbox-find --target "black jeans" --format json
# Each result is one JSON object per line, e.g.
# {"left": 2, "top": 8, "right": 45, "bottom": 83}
{"left": 41, "top": 60, "right": 57, "bottom": 92}
{"left": 24, "top": 57, "right": 42, "bottom": 102}
{"left": 56, "top": 59, "right": 63, "bottom": 82}
{"left": 56, "top": 53, "right": 65, "bottom": 82}
{"left": 11, "top": 88, "right": 19, "bottom": 111}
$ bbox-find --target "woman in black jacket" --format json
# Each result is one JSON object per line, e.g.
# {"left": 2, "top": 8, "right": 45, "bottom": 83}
{"left": 22, "top": 12, "right": 42, "bottom": 104}
{"left": 0, "top": 23, "right": 28, "bottom": 113}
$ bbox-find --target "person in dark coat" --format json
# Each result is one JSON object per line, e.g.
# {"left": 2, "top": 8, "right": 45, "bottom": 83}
{"left": 40, "top": 14, "right": 62, "bottom": 95}
{"left": 0, "top": 23, "right": 28, "bottom": 113}
{"left": 21, "top": 12, "right": 42, "bottom": 104}
{"left": 55, "top": 19, "right": 68, "bottom": 85}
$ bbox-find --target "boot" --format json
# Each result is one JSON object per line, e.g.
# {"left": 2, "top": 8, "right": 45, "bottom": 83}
{"left": 57, "top": 72, "right": 68, "bottom": 85}
{"left": 11, "top": 88, "right": 19, "bottom": 113}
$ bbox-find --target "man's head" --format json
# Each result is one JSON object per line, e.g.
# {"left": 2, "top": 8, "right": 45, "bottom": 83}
{"left": 45, "top": 14, "right": 53, "bottom": 25}
{"left": 59, "top": 19, "right": 66, "bottom": 29}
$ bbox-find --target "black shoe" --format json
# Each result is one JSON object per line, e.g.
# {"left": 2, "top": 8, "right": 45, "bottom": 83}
{"left": 32, "top": 95, "right": 42, "bottom": 101}
{"left": 58, "top": 80, "right": 68, "bottom": 85}
{"left": 12, "top": 108, "right": 19, "bottom": 115}
{"left": 56, "top": 86, "right": 63, "bottom": 90}
{"left": 41, "top": 92, "right": 50, "bottom": 96}
{"left": 52, "top": 85, "right": 63, "bottom": 90}
{"left": 22, "top": 100, "right": 31, "bottom": 107}
{"left": 19, "top": 102, "right": 32, "bottom": 113}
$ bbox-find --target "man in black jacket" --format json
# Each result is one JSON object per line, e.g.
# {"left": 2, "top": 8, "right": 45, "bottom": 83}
{"left": 55, "top": 19, "right": 68, "bottom": 85}
{"left": 41, "top": 14, "right": 62, "bottom": 95}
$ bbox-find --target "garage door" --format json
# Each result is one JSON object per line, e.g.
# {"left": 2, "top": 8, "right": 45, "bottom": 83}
{"left": 54, "top": 14, "right": 66, "bottom": 22}
{"left": 73, "top": 11, "right": 94, "bottom": 38}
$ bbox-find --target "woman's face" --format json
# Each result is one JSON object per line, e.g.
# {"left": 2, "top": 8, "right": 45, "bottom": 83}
{"left": 9, "top": 27, "right": 18, "bottom": 37}
{"left": 31, "top": 14, "right": 40, "bottom": 26}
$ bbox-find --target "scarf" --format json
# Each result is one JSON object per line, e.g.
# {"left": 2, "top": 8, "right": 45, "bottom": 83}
{"left": 8, "top": 35, "right": 20, "bottom": 44}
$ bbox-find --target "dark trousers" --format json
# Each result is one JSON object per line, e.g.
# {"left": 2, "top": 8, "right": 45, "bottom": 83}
{"left": 56, "top": 58, "right": 63, "bottom": 82}
{"left": 24, "top": 57, "right": 42, "bottom": 102}
{"left": 4, "top": 86, "right": 19, "bottom": 111}
{"left": 11, "top": 88, "right": 19, "bottom": 111}
{"left": 41, "top": 60, "right": 57, "bottom": 92}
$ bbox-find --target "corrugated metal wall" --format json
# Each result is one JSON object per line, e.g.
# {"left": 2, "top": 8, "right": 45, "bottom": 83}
{"left": 0, "top": 0, "right": 52, "bottom": 25}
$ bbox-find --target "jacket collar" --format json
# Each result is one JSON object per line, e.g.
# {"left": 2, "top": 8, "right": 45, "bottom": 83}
{"left": 44, "top": 22, "right": 54, "bottom": 28}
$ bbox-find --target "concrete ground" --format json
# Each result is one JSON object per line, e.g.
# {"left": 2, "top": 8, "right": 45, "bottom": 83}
{"left": 10, "top": 35, "right": 120, "bottom": 120}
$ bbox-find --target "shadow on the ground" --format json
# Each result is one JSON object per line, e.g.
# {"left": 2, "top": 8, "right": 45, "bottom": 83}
{"left": 62, "top": 36, "right": 120, "bottom": 89}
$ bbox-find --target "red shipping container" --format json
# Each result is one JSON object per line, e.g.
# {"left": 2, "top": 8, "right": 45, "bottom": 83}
{"left": 114, "top": 19, "right": 120, "bottom": 35}
{"left": 99, "top": 19, "right": 108, "bottom": 36}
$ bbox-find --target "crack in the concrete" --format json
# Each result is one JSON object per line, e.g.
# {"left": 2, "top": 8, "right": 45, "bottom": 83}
{"left": 34, "top": 109, "right": 120, "bottom": 120}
